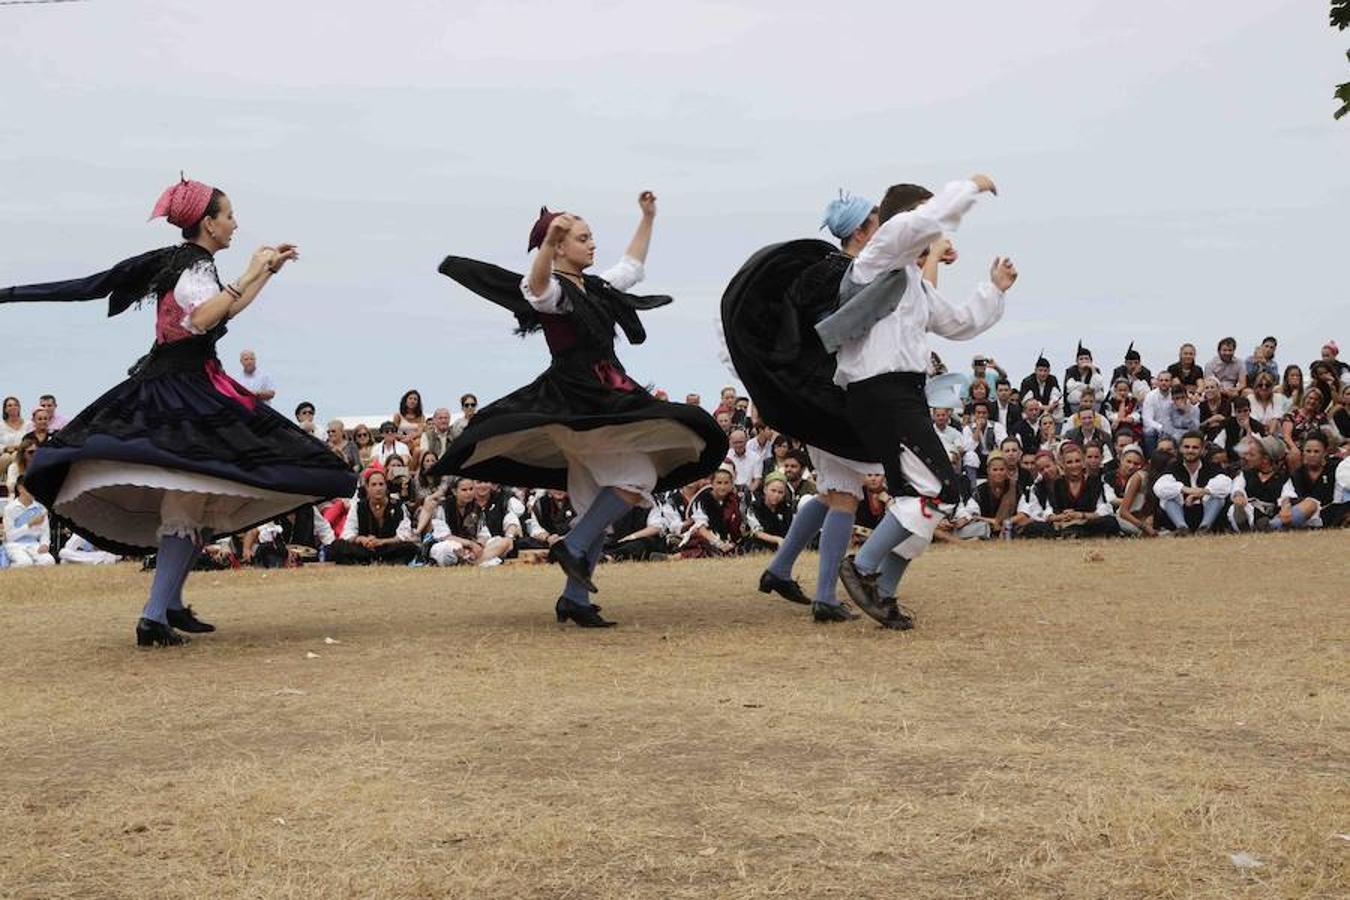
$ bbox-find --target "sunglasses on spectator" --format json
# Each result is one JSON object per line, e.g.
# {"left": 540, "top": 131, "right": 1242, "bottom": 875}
{"left": 462, "top": 402, "right": 477, "bottom": 409}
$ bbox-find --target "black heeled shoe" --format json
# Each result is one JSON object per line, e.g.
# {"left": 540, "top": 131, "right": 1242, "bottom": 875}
{"left": 838, "top": 557, "right": 890, "bottom": 627}
{"left": 554, "top": 597, "right": 602, "bottom": 621}
{"left": 554, "top": 597, "right": 616, "bottom": 628}
{"left": 878, "top": 597, "right": 916, "bottom": 631}
{"left": 758, "top": 570, "right": 811, "bottom": 605}
{"left": 548, "top": 543, "right": 598, "bottom": 593}
{"left": 166, "top": 606, "right": 215, "bottom": 633}
{"left": 811, "top": 601, "right": 857, "bottom": 623}
{"left": 136, "top": 618, "right": 189, "bottom": 648}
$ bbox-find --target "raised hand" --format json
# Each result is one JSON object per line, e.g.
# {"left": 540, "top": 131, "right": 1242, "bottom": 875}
{"left": 970, "top": 174, "right": 998, "bottom": 195}
{"left": 929, "top": 235, "right": 959, "bottom": 265}
{"left": 267, "top": 242, "right": 300, "bottom": 274}
{"left": 990, "top": 256, "right": 1018, "bottom": 291}
{"left": 638, "top": 191, "right": 657, "bottom": 218}
{"left": 546, "top": 213, "right": 576, "bottom": 245}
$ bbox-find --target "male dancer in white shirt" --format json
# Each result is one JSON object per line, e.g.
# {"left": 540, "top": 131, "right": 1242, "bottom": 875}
{"left": 821, "top": 175, "right": 1018, "bottom": 627}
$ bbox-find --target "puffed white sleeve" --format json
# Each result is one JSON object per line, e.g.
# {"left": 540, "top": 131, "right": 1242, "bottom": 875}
{"left": 340, "top": 498, "right": 359, "bottom": 540}
{"left": 851, "top": 179, "right": 981, "bottom": 284}
{"left": 1204, "top": 474, "right": 1233, "bottom": 499}
{"left": 520, "top": 274, "right": 567, "bottom": 314}
{"left": 174, "top": 261, "right": 222, "bottom": 335}
{"left": 1230, "top": 472, "right": 1248, "bottom": 500}
{"left": 313, "top": 509, "right": 336, "bottom": 546}
{"left": 1093, "top": 494, "right": 1113, "bottom": 517}
{"left": 646, "top": 504, "right": 667, "bottom": 532}
{"left": 926, "top": 282, "right": 1006, "bottom": 342}
{"left": 1278, "top": 479, "right": 1297, "bottom": 504}
{"left": 396, "top": 513, "right": 415, "bottom": 542}
{"left": 597, "top": 255, "right": 645, "bottom": 292}
{"left": 959, "top": 495, "right": 981, "bottom": 519}
{"left": 1153, "top": 474, "right": 1183, "bottom": 502}
{"left": 1021, "top": 490, "right": 1047, "bottom": 521}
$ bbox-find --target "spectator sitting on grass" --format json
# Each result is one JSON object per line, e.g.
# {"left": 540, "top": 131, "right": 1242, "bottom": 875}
{"left": 1274, "top": 433, "right": 1342, "bottom": 530}
{"left": 3, "top": 476, "right": 55, "bottom": 567}
{"left": 1153, "top": 430, "right": 1232, "bottom": 534}
{"left": 330, "top": 470, "right": 418, "bottom": 565}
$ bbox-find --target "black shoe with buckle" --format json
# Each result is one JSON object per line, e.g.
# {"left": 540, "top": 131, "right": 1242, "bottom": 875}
{"left": 838, "top": 557, "right": 893, "bottom": 628}
{"left": 758, "top": 570, "right": 811, "bottom": 605}
{"left": 878, "top": 597, "right": 916, "bottom": 631}
{"left": 166, "top": 606, "right": 215, "bottom": 633}
{"left": 548, "top": 543, "right": 598, "bottom": 593}
{"left": 136, "top": 618, "right": 189, "bottom": 648}
{"left": 555, "top": 596, "right": 616, "bottom": 628}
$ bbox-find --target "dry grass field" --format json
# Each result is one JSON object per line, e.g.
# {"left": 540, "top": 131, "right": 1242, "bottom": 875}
{"left": 1, "top": 532, "right": 1346, "bottom": 899}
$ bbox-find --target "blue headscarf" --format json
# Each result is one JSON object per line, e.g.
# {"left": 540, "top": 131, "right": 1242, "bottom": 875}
{"left": 820, "top": 191, "right": 874, "bottom": 240}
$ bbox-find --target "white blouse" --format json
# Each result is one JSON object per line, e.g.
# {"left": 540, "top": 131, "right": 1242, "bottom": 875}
{"left": 521, "top": 255, "right": 646, "bottom": 313}
{"left": 174, "top": 260, "right": 221, "bottom": 335}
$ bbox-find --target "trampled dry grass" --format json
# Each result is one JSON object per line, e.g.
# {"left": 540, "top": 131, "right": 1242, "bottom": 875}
{"left": 1, "top": 532, "right": 1346, "bottom": 899}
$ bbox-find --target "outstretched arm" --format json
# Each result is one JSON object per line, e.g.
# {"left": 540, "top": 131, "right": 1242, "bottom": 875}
{"left": 926, "top": 257, "right": 1017, "bottom": 341}
{"left": 190, "top": 244, "right": 297, "bottom": 332}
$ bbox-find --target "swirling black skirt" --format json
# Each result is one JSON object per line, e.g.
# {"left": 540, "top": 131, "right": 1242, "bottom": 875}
{"left": 25, "top": 334, "right": 356, "bottom": 555}
{"left": 430, "top": 351, "right": 727, "bottom": 508}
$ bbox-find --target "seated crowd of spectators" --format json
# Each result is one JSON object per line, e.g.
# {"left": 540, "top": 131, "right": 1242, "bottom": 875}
{"left": 4, "top": 336, "right": 1348, "bottom": 572}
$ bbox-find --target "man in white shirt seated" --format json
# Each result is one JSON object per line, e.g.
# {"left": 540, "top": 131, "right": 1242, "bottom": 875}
{"left": 1140, "top": 370, "right": 1175, "bottom": 456}
{"left": 58, "top": 533, "right": 120, "bottom": 565}
{"left": 3, "top": 476, "right": 55, "bottom": 567}
{"left": 1152, "top": 430, "right": 1233, "bottom": 534}
{"left": 236, "top": 349, "right": 277, "bottom": 403}
{"left": 726, "top": 428, "right": 762, "bottom": 492}
{"left": 373, "top": 421, "right": 411, "bottom": 465}
{"left": 421, "top": 408, "right": 455, "bottom": 458}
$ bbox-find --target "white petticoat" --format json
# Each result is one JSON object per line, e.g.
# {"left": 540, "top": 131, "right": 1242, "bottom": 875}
{"left": 463, "top": 420, "right": 707, "bottom": 515}
{"left": 809, "top": 446, "right": 881, "bottom": 499}
{"left": 54, "top": 459, "right": 323, "bottom": 547}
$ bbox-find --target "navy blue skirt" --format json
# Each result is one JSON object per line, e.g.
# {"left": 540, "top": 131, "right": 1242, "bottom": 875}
{"left": 26, "top": 332, "right": 356, "bottom": 555}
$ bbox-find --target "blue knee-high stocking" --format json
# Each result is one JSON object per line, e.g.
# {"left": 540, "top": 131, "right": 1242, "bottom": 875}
{"left": 142, "top": 534, "right": 197, "bottom": 624}
{"left": 766, "top": 495, "right": 828, "bottom": 579}
{"left": 563, "top": 488, "right": 632, "bottom": 556}
{"left": 876, "top": 552, "right": 911, "bottom": 599}
{"left": 560, "top": 532, "right": 606, "bottom": 606}
{"left": 167, "top": 541, "right": 201, "bottom": 611}
{"left": 813, "top": 508, "right": 855, "bottom": 606}
{"left": 855, "top": 512, "right": 911, "bottom": 576}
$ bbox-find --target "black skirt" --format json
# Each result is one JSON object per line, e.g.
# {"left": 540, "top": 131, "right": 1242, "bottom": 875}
{"left": 26, "top": 332, "right": 357, "bottom": 555}
{"left": 431, "top": 349, "right": 727, "bottom": 493}
{"left": 720, "top": 240, "right": 874, "bottom": 461}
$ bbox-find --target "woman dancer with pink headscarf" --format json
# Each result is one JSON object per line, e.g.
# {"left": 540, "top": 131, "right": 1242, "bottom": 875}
{"left": 2, "top": 176, "right": 355, "bottom": 647}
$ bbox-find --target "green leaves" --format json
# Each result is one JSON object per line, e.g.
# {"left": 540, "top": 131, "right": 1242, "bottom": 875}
{"left": 1337, "top": 4, "right": 1350, "bottom": 118}
{"left": 1333, "top": 0, "right": 1350, "bottom": 30}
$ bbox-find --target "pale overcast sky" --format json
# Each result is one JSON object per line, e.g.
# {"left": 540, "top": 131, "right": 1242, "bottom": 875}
{"left": 2, "top": 0, "right": 1346, "bottom": 420}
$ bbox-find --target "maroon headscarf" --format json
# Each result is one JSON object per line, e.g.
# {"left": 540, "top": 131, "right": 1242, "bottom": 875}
{"left": 527, "top": 206, "right": 562, "bottom": 252}
{"left": 149, "top": 175, "right": 216, "bottom": 229}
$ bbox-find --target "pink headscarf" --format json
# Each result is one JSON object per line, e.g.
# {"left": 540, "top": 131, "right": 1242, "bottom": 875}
{"left": 1323, "top": 340, "right": 1340, "bottom": 357}
{"left": 149, "top": 175, "right": 217, "bottom": 229}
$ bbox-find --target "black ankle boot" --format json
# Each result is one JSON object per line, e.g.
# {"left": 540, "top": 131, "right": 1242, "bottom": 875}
{"left": 166, "top": 606, "right": 215, "bottom": 633}
{"left": 136, "top": 618, "right": 189, "bottom": 647}
{"left": 555, "top": 597, "right": 615, "bottom": 628}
